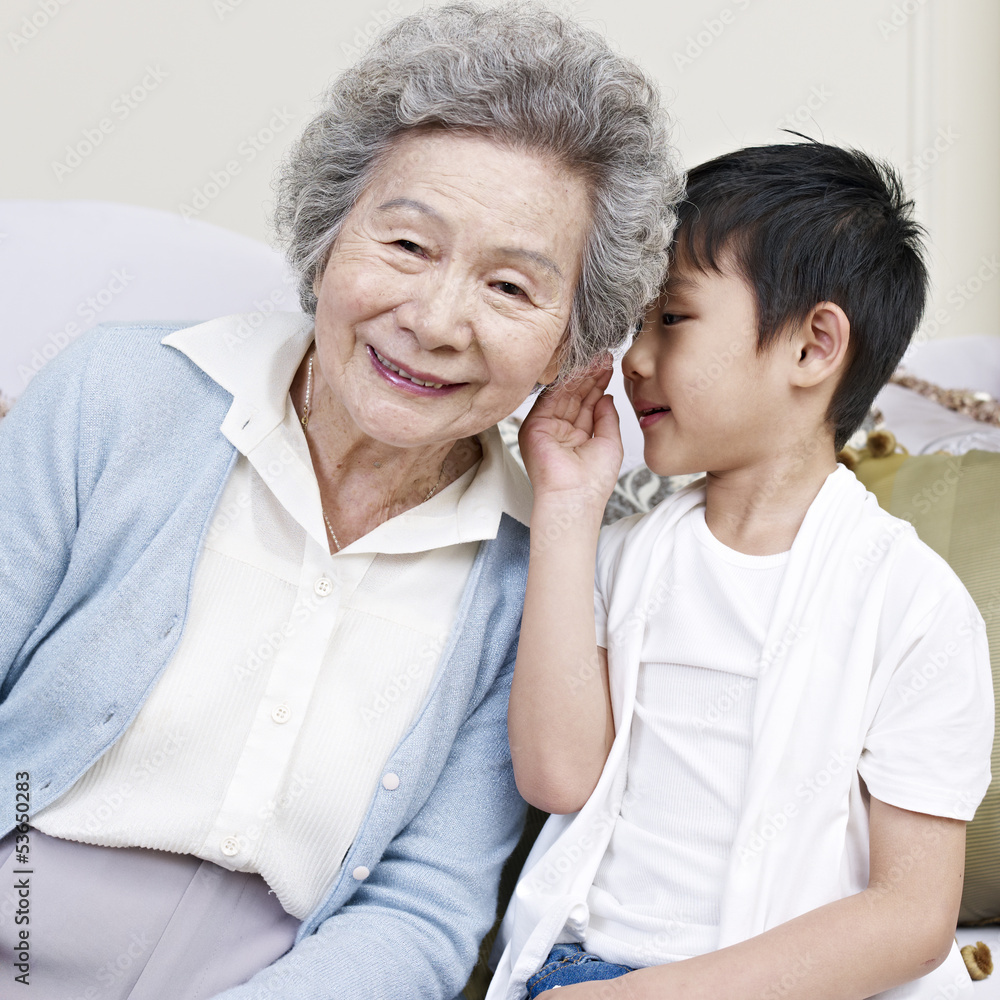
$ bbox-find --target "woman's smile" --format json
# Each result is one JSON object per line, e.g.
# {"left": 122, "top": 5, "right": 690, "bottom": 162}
{"left": 368, "top": 345, "right": 466, "bottom": 395}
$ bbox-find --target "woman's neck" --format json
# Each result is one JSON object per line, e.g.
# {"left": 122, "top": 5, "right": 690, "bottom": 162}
{"left": 290, "top": 348, "right": 482, "bottom": 550}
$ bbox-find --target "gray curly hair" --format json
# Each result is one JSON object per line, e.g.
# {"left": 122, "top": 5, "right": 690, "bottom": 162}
{"left": 274, "top": 1, "right": 682, "bottom": 377}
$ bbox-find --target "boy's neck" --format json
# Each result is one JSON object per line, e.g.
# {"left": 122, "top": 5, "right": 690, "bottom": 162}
{"left": 701, "top": 432, "right": 839, "bottom": 556}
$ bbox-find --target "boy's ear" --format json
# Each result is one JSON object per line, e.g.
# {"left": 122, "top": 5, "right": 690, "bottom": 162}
{"left": 789, "top": 301, "right": 850, "bottom": 389}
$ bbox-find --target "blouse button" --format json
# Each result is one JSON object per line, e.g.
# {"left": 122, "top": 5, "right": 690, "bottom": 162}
{"left": 271, "top": 703, "right": 291, "bottom": 724}
{"left": 382, "top": 773, "right": 400, "bottom": 790}
{"left": 352, "top": 865, "right": 370, "bottom": 881}
{"left": 221, "top": 836, "right": 240, "bottom": 857}
{"left": 314, "top": 576, "right": 333, "bottom": 597}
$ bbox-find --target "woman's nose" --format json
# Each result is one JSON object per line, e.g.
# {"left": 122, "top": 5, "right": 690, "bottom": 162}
{"left": 393, "top": 270, "right": 474, "bottom": 353}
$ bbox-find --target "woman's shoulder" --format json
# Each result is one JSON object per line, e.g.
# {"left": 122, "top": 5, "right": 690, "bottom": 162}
{"left": 4, "top": 321, "right": 236, "bottom": 490}
{"left": 83, "top": 320, "right": 229, "bottom": 394}
{"left": 22, "top": 320, "right": 226, "bottom": 402}
{"left": 33, "top": 321, "right": 232, "bottom": 431}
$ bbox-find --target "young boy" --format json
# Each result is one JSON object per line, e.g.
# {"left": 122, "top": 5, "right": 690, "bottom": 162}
{"left": 488, "top": 143, "right": 994, "bottom": 1000}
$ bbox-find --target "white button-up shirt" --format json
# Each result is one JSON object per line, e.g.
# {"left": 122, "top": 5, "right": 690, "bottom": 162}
{"left": 34, "top": 311, "right": 533, "bottom": 918}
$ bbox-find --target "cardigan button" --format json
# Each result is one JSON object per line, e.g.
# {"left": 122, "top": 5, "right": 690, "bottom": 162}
{"left": 221, "top": 836, "right": 240, "bottom": 857}
{"left": 352, "top": 865, "right": 370, "bottom": 881}
{"left": 381, "top": 773, "right": 400, "bottom": 790}
{"left": 271, "top": 703, "right": 291, "bottom": 724}
{"left": 314, "top": 576, "right": 333, "bottom": 597}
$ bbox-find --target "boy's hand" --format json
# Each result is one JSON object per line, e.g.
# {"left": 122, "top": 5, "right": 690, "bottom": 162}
{"left": 519, "top": 357, "right": 624, "bottom": 511}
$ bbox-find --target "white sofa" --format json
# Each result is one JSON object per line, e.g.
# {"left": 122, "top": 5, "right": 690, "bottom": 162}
{"left": 0, "top": 199, "right": 300, "bottom": 400}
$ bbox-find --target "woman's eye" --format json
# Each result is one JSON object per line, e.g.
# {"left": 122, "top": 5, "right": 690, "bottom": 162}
{"left": 493, "top": 281, "right": 525, "bottom": 297}
{"left": 395, "top": 239, "right": 423, "bottom": 254}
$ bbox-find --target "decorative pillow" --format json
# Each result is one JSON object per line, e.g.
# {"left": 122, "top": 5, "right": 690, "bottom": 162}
{"left": 847, "top": 436, "right": 1000, "bottom": 925}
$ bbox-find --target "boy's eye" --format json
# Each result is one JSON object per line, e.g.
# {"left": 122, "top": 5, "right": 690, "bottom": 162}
{"left": 661, "top": 313, "right": 684, "bottom": 326}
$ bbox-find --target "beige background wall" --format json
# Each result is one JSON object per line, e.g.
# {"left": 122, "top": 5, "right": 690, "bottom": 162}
{"left": 2, "top": 0, "right": 998, "bottom": 342}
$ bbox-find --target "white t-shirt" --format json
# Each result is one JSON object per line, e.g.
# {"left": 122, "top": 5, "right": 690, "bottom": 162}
{"left": 587, "top": 505, "right": 788, "bottom": 967}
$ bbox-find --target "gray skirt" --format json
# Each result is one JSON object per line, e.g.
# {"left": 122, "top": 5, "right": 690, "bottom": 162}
{"left": 0, "top": 828, "right": 300, "bottom": 999}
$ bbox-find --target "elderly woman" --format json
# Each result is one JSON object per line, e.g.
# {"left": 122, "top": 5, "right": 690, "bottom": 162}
{"left": 0, "top": 3, "right": 678, "bottom": 997}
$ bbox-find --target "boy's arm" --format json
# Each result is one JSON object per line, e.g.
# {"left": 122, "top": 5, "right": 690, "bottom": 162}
{"left": 551, "top": 796, "right": 965, "bottom": 1000}
{"left": 509, "top": 365, "right": 623, "bottom": 815}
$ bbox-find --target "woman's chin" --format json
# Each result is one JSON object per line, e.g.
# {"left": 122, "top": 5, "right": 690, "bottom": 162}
{"left": 348, "top": 380, "right": 527, "bottom": 450}
{"left": 346, "top": 401, "right": 468, "bottom": 451}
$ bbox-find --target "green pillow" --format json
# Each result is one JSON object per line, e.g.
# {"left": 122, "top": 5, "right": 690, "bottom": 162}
{"left": 850, "top": 444, "right": 1000, "bottom": 924}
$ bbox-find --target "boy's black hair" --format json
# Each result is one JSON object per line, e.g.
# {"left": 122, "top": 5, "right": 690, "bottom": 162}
{"left": 673, "top": 140, "right": 929, "bottom": 451}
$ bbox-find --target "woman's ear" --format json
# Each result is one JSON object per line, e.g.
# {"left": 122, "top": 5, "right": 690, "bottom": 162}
{"left": 538, "top": 357, "right": 562, "bottom": 387}
{"left": 790, "top": 301, "right": 850, "bottom": 389}
{"left": 538, "top": 330, "right": 572, "bottom": 386}
{"left": 312, "top": 247, "right": 335, "bottom": 299}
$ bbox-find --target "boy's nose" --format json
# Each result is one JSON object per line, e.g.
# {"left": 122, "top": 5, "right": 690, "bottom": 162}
{"left": 622, "top": 324, "right": 653, "bottom": 382}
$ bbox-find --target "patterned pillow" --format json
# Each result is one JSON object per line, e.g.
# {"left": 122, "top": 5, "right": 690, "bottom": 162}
{"left": 497, "top": 415, "right": 700, "bottom": 524}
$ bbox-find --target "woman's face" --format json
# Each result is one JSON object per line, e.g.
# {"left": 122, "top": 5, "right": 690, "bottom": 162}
{"left": 311, "top": 129, "right": 592, "bottom": 448}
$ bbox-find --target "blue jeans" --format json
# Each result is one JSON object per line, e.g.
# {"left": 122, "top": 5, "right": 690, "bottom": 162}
{"left": 526, "top": 943, "right": 635, "bottom": 996}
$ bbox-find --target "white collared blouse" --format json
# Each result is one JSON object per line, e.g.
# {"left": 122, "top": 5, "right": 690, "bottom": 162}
{"left": 34, "top": 311, "right": 533, "bottom": 918}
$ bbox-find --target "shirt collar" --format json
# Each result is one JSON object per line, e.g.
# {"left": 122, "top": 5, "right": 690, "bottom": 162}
{"left": 162, "top": 311, "right": 316, "bottom": 455}
{"left": 463, "top": 423, "right": 533, "bottom": 530}
{"left": 162, "top": 312, "right": 533, "bottom": 548}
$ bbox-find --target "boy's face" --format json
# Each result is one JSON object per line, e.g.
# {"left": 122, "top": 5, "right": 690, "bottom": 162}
{"left": 622, "top": 257, "right": 793, "bottom": 478}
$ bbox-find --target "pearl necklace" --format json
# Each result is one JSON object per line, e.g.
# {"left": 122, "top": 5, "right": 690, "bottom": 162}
{"left": 299, "top": 348, "right": 446, "bottom": 552}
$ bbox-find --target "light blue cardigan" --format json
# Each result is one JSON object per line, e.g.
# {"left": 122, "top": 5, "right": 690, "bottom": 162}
{"left": 0, "top": 323, "right": 529, "bottom": 999}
